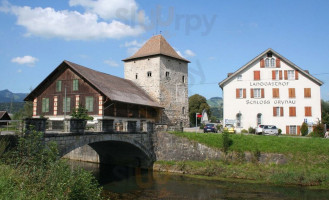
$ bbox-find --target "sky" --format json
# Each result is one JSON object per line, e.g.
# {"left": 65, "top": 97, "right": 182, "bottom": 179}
{"left": 1, "top": 0, "right": 329, "bottom": 100}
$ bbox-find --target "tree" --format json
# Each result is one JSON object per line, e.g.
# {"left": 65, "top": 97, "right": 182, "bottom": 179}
{"left": 301, "top": 122, "right": 308, "bottom": 136}
{"left": 321, "top": 100, "right": 329, "bottom": 125}
{"left": 189, "top": 94, "right": 211, "bottom": 126}
{"left": 12, "top": 102, "right": 33, "bottom": 120}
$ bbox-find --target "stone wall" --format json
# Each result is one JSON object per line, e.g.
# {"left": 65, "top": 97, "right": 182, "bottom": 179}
{"left": 154, "top": 132, "right": 287, "bottom": 164}
{"left": 63, "top": 144, "right": 99, "bottom": 163}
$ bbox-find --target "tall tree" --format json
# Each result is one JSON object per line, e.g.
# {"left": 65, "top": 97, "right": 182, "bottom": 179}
{"left": 189, "top": 94, "right": 211, "bottom": 126}
{"left": 322, "top": 100, "right": 329, "bottom": 125}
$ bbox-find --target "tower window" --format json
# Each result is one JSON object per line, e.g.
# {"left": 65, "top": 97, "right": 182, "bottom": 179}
{"left": 182, "top": 76, "right": 185, "bottom": 83}
{"left": 182, "top": 107, "right": 185, "bottom": 114}
{"left": 166, "top": 71, "right": 169, "bottom": 77}
{"left": 147, "top": 71, "right": 152, "bottom": 77}
{"left": 136, "top": 73, "right": 138, "bottom": 79}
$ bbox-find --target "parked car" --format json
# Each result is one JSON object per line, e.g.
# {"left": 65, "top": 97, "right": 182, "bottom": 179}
{"left": 256, "top": 124, "right": 264, "bottom": 135}
{"left": 204, "top": 123, "right": 218, "bottom": 133}
{"left": 262, "top": 125, "right": 279, "bottom": 135}
{"left": 224, "top": 124, "right": 235, "bottom": 133}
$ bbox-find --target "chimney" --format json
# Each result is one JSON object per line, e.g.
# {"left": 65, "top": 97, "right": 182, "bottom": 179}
{"left": 304, "top": 70, "right": 309, "bottom": 74}
{"left": 227, "top": 73, "right": 233, "bottom": 77}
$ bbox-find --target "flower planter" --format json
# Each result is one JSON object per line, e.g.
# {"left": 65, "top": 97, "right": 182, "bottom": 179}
{"left": 68, "top": 119, "right": 87, "bottom": 134}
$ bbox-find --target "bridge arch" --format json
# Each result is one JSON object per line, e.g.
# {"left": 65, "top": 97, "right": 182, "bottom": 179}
{"left": 50, "top": 133, "right": 155, "bottom": 168}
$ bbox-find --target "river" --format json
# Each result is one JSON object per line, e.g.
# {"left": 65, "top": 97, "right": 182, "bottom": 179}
{"left": 67, "top": 160, "right": 329, "bottom": 200}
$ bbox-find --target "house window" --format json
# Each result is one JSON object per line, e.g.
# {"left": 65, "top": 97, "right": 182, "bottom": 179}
{"left": 42, "top": 98, "right": 49, "bottom": 113}
{"left": 63, "top": 97, "right": 71, "bottom": 113}
{"left": 85, "top": 96, "right": 94, "bottom": 112}
{"left": 270, "top": 58, "right": 275, "bottom": 67}
{"left": 56, "top": 80, "right": 62, "bottom": 92}
{"left": 273, "top": 107, "right": 283, "bottom": 117}
{"left": 73, "top": 79, "right": 78, "bottom": 91}
{"left": 290, "top": 125, "right": 297, "bottom": 135}
{"left": 254, "top": 88, "right": 261, "bottom": 98}
{"left": 304, "top": 88, "right": 311, "bottom": 98}
{"left": 237, "top": 75, "right": 242, "bottom": 81}
{"left": 265, "top": 58, "right": 270, "bottom": 68}
{"left": 275, "top": 70, "right": 279, "bottom": 80}
{"left": 289, "top": 107, "right": 296, "bottom": 117}
{"left": 288, "top": 70, "right": 295, "bottom": 80}
{"left": 147, "top": 71, "right": 152, "bottom": 77}
{"left": 166, "top": 71, "right": 170, "bottom": 77}
{"left": 288, "top": 88, "right": 296, "bottom": 98}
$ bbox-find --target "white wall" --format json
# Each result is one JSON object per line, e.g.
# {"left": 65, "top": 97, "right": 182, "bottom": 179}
{"left": 222, "top": 54, "right": 321, "bottom": 133}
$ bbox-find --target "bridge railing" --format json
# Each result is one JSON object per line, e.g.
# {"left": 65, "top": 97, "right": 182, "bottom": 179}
{"left": 22, "top": 118, "right": 154, "bottom": 136}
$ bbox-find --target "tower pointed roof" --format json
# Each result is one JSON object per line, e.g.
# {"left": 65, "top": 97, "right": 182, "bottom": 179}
{"left": 122, "top": 35, "right": 190, "bottom": 63}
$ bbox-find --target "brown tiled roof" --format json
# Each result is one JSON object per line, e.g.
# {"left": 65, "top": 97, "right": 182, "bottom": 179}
{"left": 25, "top": 61, "right": 162, "bottom": 108}
{"left": 122, "top": 35, "right": 190, "bottom": 63}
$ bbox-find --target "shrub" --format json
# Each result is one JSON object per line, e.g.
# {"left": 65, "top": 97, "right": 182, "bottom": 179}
{"left": 278, "top": 129, "right": 282, "bottom": 135}
{"left": 312, "top": 122, "right": 325, "bottom": 138}
{"left": 301, "top": 122, "right": 309, "bottom": 136}
{"left": 71, "top": 104, "right": 93, "bottom": 120}
{"left": 200, "top": 124, "right": 204, "bottom": 129}
{"left": 248, "top": 127, "right": 255, "bottom": 134}
{"left": 217, "top": 124, "right": 222, "bottom": 131}
{"left": 241, "top": 129, "right": 248, "bottom": 134}
{"left": 222, "top": 131, "right": 233, "bottom": 154}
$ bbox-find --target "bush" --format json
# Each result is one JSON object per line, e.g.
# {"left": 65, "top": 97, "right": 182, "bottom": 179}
{"left": 222, "top": 131, "right": 233, "bottom": 154}
{"left": 301, "top": 122, "right": 308, "bottom": 136}
{"left": 71, "top": 104, "right": 93, "bottom": 120}
{"left": 1, "top": 130, "right": 102, "bottom": 199}
{"left": 278, "top": 129, "right": 282, "bottom": 135}
{"left": 248, "top": 127, "right": 255, "bottom": 134}
{"left": 200, "top": 124, "right": 204, "bottom": 129}
{"left": 241, "top": 129, "right": 248, "bottom": 134}
{"left": 217, "top": 124, "right": 222, "bottom": 131}
{"left": 312, "top": 122, "right": 325, "bottom": 138}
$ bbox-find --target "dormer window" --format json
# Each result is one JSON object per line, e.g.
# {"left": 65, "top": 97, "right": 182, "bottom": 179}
{"left": 265, "top": 58, "right": 275, "bottom": 68}
{"left": 237, "top": 75, "right": 242, "bottom": 81}
{"left": 147, "top": 71, "right": 152, "bottom": 77}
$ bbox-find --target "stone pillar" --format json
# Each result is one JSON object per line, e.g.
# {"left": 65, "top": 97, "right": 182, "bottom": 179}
{"left": 75, "top": 95, "right": 80, "bottom": 108}
{"left": 98, "top": 95, "right": 103, "bottom": 116}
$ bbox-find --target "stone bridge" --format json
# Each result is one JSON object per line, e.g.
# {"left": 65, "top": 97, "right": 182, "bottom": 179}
{"left": 45, "top": 132, "right": 156, "bottom": 168}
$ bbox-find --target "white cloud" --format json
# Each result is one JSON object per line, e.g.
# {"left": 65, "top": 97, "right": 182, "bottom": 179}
{"left": 69, "top": 0, "right": 147, "bottom": 23}
{"left": 1, "top": 1, "right": 146, "bottom": 40}
{"left": 122, "top": 39, "right": 145, "bottom": 56}
{"left": 11, "top": 55, "right": 38, "bottom": 66}
{"left": 184, "top": 49, "right": 196, "bottom": 57}
{"left": 104, "top": 59, "right": 119, "bottom": 67}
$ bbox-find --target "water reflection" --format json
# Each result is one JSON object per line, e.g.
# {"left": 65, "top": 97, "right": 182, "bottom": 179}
{"left": 67, "top": 160, "right": 329, "bottom": 200}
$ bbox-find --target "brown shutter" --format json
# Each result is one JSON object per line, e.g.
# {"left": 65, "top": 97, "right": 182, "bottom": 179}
{"left": 286, "top": 126, "right": 290, "bottom": 134}
{"left": 261, "top": 88, "right": 265, "bottom": 98}
{"left": 260, "top": 58, "right": 265, "bottom": 68}
{"left": 297, "top": 126, "right": 301, "bottom": 136}
{"left": 272, "top": 88, "right": 275, "bottom": 98}
{"left": 272, "top": 70, "right": 276, "bottom": 80}
{"left": 280, "top": 107, "right": 284, "bottom": 116}
{"left": 251, "top": 89, "right": 254, "bottom": 98}
{"left": 243, "top": 89, "right": 246, "bottom": 98}
{"left": 304, "top": 88, "right": 311, "bottom": 98}
{"left": 276, "top": 58, "right": 281, "bottom": 68}
{"left": 305, "top": 107, "right": 312, "bottom": 116}
{"left": 279, "top": 71, "right": 283, "bottom": 80}
{"left": 273, "top": 107, "right": 277, "bottom": 116}
{"left": 273, "top": 88, "right": 279, "bottom": 98}
{"left": 284, "top": 70, "right": 288, "bottom": 80}
{"left": 254, "top": 71, "right": 260, "bottom": 80}
{"left": 295, "top": 70, "right": 299, "bottom": 80}
{"left": 289, "top": 88, "right": 295, "bottom": 98}
{"left": 236, "top": 89, "right": 239, "bottom": 98}
{"left": 289, "top": 107, "right": 296, "bottom": 117}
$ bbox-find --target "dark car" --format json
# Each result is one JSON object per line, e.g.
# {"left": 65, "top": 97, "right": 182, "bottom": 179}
{"left": 204, "top": 123, "right": 218, "bottom": 133}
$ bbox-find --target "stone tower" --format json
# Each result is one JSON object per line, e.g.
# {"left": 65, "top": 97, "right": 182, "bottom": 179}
{"left": 123, "top": 35, "right": 189, "bottom": 130}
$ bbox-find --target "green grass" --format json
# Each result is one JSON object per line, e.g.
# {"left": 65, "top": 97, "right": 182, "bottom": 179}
{"left": 170, "top": 131, "right": 329, "bottom": 156}
{"left": 161, "top": 132, "right": 329, "bottom": 188}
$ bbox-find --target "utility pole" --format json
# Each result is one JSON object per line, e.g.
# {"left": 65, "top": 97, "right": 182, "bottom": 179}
{"left": 196, "top": 112, "right": 200, "bottom": 134}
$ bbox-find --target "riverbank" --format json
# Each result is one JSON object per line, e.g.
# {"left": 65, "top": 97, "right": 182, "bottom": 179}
{"left": 154, "top": 132, "right": 329, "bottom": 189}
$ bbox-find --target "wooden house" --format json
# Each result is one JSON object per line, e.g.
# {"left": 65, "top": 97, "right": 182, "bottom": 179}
{"left": 24, "top": 60, "right": 163, "bottom": 131}
{"left": 0, "top": 111, "right": 11, "bottom": 125}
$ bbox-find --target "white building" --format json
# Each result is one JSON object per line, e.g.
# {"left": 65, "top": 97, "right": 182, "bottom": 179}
{"left": 219, "top": 49, "right": 323, "bottom": 135}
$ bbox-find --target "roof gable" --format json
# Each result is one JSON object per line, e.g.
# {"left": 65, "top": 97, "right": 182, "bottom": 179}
{"left": 122, "top": 35, "right": 190, "bottom": 63}
{"left": 0, "top": 111, "right": 11, "bottom": 120}
{"left": 219, "top": 48, "right": 323, "bottom": 88}
{"left": 25, "top": 61, "right": 162, "bottom": 108}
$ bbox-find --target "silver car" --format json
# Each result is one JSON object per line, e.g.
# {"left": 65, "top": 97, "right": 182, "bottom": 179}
{"left": 262, "top": 125, "right": 278, "bottom": 135}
